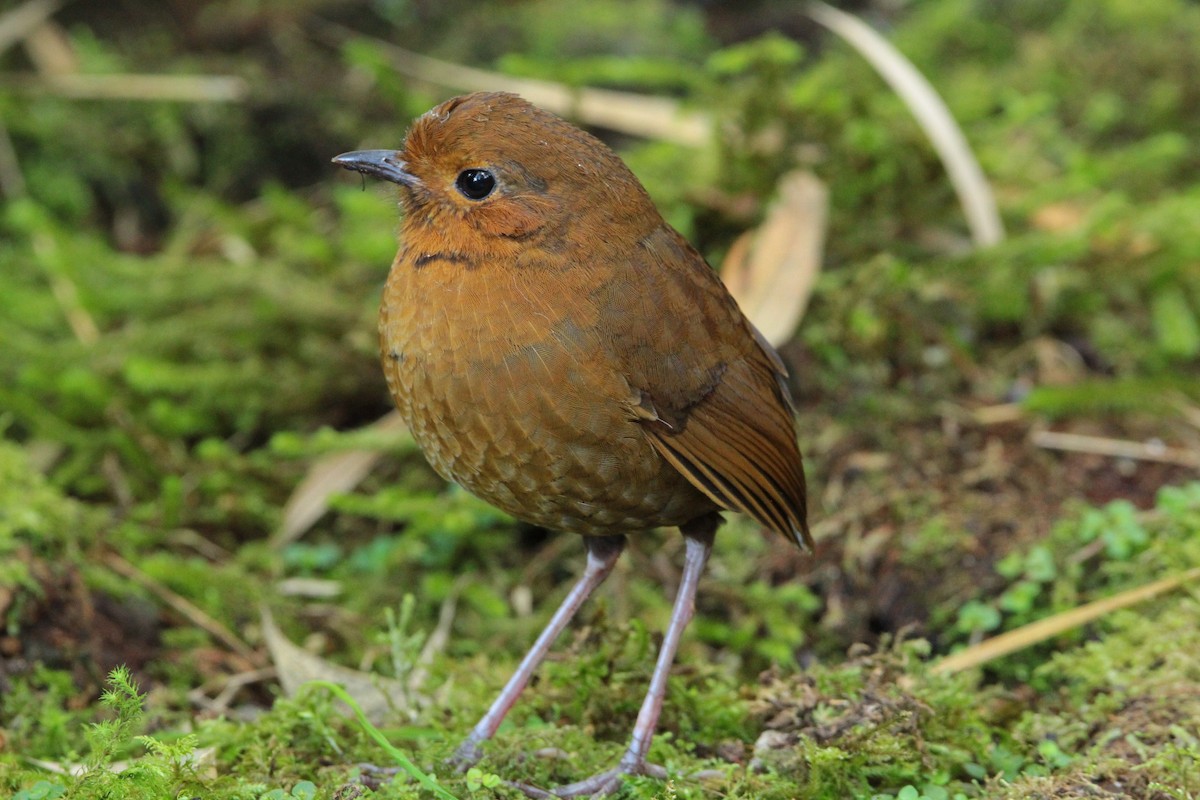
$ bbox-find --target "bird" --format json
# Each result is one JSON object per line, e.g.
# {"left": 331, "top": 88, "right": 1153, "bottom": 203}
{"left": 333, "top": 91, "right": 809, "bottom": 798}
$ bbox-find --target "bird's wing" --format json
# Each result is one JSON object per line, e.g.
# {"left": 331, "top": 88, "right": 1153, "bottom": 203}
{"left": 604, "top": 225, "right": 810, "bottom": 550}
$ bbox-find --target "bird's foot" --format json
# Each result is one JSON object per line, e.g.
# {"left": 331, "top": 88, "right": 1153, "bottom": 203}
{"left": 508, "top": 754, "right": 667, "bottom": 799}
{"left": 352, "top": 763, "right": 402, "bottom": 791}
{"left": 446, "top": 737, "right": 484, "bottom": 773}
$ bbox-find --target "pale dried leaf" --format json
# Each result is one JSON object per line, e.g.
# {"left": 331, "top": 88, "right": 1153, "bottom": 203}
{"left": 807, "top": 1, "right": 1004, "bottom": 247}
{"left": 1033, "top": 337, "right": 1086, "bottom": 386}
{"left": 260, "top": 607, "right": 410, "bottom": 723}
{"left": 722, "top": 171, "right": 828, "bottom": 346}
{"left": 273, "top": 410, "right": 410, "bottom": 548}
{"left": 1031, "top": 201, "right": 1089, "bottom": 233}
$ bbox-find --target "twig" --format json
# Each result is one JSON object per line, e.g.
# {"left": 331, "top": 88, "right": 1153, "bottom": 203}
{"left": 34, "top": 229, "right": 100, "bottom": 345}
{"left": 517, "top": 534, "right": 574, "bottom": 586}
{"left": 0, "top": 0, "right": 59, "bottom": 56}
{"left": 809, "top": 487, "right": 912, "bottom": 543}
{"left": 3, "top": 73, "right": 248, "bottom": 102}
{"left": 47, "top": 272, "right": 100, "bottom": 344}
{"left": 168, "top": 528, "right": 233, "bottom": 562}
{"left": 105, "top": 553, "right": 262, "bottom": 666}
{"left": 0, "top": 119, "right": 26, "bottom": 199}
{"left": 1173, "top": 399, "right": 1200, "bottom": 431}
{"left": 190, "top": 666, "right": 277, "bottom": 712}
{"left": 806, "top": 1, "right": 1004, "bottom": 247}
{"left": 933, "top": 567, "right": 1200, "bottom": 674}
{"left": 1032, "top": 430, "right": 1200, "bottom": 468}
{"left": 407, "top": 583, "right": 461, "bottom": 694}
{"left": 313, "top": 22, "right": 711, "bottom": 147}
{"left": 22, "top": 20, "right": 77, "bottom": 75}
{"left": 972, "top": 403, "right": 1023, "bottom": 425}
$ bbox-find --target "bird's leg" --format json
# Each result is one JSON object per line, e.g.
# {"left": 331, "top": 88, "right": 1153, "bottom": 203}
{"left": 451, "top": 534, "right": 626, "bottom": 770}
{"left": 544, "top": 514, "right": 718, "bottom": 799}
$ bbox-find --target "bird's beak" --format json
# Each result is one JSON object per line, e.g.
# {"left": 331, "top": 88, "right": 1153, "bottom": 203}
{"left": 331, "top": 150, "right": 418, "bottom": 187}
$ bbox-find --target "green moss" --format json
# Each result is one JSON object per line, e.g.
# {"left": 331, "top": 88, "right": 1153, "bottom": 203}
{"left": 940, "top": 483, "right": 1200, "bottom": 682}
{"left": 1003, "top": 596, "right": 1200, "bottom": 797}
{"left": 0, "top": 441, "right": 94, "bottom": 628}
{"left": 3, "top": 1, "right": 1200, "bottom": 798}
{"left": 1021, "top": 377, "right": 1197, "bottom": 419}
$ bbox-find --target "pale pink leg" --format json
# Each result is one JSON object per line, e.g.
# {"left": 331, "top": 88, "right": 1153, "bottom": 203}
{"left": 452, "top": 535, "right": 626, "bottom": 768}
{"left": 545, "top": 515, "right": 718, "bottom": 798}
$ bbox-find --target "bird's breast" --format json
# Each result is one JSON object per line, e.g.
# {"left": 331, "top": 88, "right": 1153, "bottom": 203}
{"left": 378, "top": 257, "right": 713, "bottom": 534}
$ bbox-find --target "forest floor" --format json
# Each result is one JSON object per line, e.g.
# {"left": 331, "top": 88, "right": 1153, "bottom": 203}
{"left": 2, "top": 1, "right": 1199, "bottom": 798}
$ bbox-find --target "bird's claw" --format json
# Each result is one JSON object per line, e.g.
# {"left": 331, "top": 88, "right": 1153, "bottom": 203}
{"left": 508, "top": 758, "right": 667, "bottom": 799}
{"left": 446, "top": 739, "right": 483, "bottom": 773}
{"left": 351, "top": 763, "right": 402, "bottom": 790}
{"left": 550, "top": 767, "right": 625, "bottom": 798}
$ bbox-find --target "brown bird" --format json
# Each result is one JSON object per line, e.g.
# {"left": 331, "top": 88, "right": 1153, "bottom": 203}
{"left": 334, "top": 91, "right": 809, "bottom": 797}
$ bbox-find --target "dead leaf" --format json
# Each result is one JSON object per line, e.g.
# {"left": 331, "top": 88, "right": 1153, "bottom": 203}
{"left": 1033, "top": 336, "right": 1086, "bottom": 386}
{"left": 721, "top": 170, "right": 828, "bottom": 346}
{"left": 273, "top": 410, "right": 410, "bottom": 548}
{"left": 260, "top": 606, "right": 412, "bottom": 723}
{"left": 276, "top": 577, "right": 342, "bottom": 598}
{"left": 1031, "top": 202, "right": 1088, "bottom": 233}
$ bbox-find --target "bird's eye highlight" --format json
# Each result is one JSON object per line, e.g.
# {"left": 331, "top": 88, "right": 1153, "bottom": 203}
{"left": 455, "top": 168, "right": 496, "bottom": 200}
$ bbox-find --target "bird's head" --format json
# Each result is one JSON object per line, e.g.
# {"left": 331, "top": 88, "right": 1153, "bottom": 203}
{"left": 333, "top": 92, "right": 657, "bottom": 246}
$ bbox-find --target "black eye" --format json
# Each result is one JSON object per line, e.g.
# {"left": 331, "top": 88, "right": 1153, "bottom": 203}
{"left": 455, "top": 168, "right": 496, "bottom": 200}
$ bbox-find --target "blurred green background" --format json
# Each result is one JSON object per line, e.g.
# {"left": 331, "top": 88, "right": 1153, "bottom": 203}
{"left": 1, "top": 1, "right": 1199, "bottom": 798}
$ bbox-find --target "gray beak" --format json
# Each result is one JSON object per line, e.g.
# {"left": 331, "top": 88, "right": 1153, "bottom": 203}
{"left": 331, "top": 150, "right": 418, "bottom": 187}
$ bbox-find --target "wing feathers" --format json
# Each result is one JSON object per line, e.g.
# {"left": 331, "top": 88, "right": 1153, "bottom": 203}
{"left": 644, "top": 359, "right": 811, "bottom": 550}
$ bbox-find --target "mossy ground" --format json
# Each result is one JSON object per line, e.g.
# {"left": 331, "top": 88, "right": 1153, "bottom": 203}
{"left": 2, "top": 1, "right": 1199, "bottom": 798}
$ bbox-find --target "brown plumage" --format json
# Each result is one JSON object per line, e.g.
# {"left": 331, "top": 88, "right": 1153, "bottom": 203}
{"left": 334, "top": 91, "right": 809, "bottom": 797}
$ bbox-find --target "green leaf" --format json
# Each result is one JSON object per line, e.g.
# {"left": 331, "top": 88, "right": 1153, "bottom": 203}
{"left": 1151, "top": 286, "right": 1200, "bottom": 358}
{"left": 13, "top": 782, "right": 67, "bottom": 800}
{"left": 291, "top": 781, "right": 317, "bottom": 800}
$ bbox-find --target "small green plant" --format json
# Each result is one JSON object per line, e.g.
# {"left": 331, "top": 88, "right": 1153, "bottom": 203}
{"left": 1076, "top": 499, "right": 1149, "bottom": 561}
{"left": 13, "top": 782, "right": 67, "bottom": 800}
{"left": 872, "top": 785, "right": 969, "bottom": 800}
{"left": 946, "top": 483, "right": 1199, "bottom": 673}
{"left": 1144, "top": 740, "right": 1200, "bottom": 800}
{"left": 464, "top": 767, "right": 502, "bottom": 792}
{"left": 81, "top": 667, "right": 147, "bottom": 772}
{"left": 70, "top": 667, "right": 206, "bottom": 799}
{"left": 382, "top": 593, "right": 427, "bottom": 686}
{"left": 259, "top": 780, "right": 317, "bottom": 800}
{"left": 953, "top": 599, "right": 1001, "bottom": 637}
